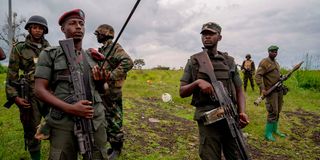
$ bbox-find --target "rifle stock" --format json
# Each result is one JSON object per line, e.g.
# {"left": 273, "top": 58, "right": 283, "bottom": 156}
{"left": 59, "top": 38, "right": 95, "bottom": 159}
{"left": 254, "top": 61, "right": 304, "bottom": 106}
{"left": 194, "top": 51, "right": 251, "bottom": 160}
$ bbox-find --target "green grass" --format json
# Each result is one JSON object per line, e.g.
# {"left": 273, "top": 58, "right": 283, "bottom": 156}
{"left": 0, "top": 69, "right": 319, "bottom": 160}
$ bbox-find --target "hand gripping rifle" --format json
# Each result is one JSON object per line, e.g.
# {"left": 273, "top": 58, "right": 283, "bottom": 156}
{"left": 100, "top": 0, "right": 141, "bottom": 68}
{"left": 254, "top": 61, "right": 304, "bottom": 106}
{"left": 194, "top": 51, "right": 251, "bottom": 160}
{"left": 59, "top": 39, "right": 95, "bottom": 160}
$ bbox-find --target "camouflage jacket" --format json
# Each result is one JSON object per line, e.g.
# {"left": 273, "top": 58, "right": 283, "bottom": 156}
{"left": 255, "top": 57, "right": 281, "bottom": 90}
{"left": 6, "top": 35, "right": 50, "bottom": 100}
{"left": 99, "top": 39, "right": 133, "bottom": 83}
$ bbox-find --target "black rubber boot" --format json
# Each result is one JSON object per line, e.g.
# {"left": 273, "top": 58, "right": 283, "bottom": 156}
{"left": 108, "top": 142, "right": 123, "bottom": 160}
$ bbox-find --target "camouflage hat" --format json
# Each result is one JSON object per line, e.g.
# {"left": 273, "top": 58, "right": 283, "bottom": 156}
{"left": 58, "top": 9, "right": 85, "bottom": 26}
{"left": 200, "top": 22, "right": 222, "bottom": 34}
{"left": 268, "top": 45, "right": 279, "bottom": 51}
{"left": 94, "top": 24, "right": 115, "bottom": 39}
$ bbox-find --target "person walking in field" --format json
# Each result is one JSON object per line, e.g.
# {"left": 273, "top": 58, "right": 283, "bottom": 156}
{"left": 179, "top": 22, "right": 249, "bottom": 160}
{"left": 94, "top": 24, "right": 133, "bottom": 160}
{"left": 255, "top": 45, "right": 286, "bottom": 142}
{"left": 34, "top": 9, "right": 109, "bottom": 159}
{"left": 241, "top": 54, "right": 255, "bottom": 92}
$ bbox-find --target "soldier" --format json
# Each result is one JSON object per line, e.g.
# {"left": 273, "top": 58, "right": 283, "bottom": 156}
{"left": 94, "top": 24, "right": 133, "bottom": 159}
{"left": 255, "top": 45, "right": 286, "bottom": 142}
{"left": 0, "top": 47, "right": 6, "bottom": 60}
{"left": 34, "top": 9, "right": 108, "bottom": 159}
{"left": 241, "top": 54, "right": 255, "bottom": 91}
{"left": 179, "top": 22, "right": 249, "bottom": 160}
{"left": 5, "top": 15, "right": 50, "bottom": 160}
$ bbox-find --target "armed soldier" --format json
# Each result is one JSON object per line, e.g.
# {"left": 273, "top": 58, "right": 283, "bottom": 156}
{"left": 241, "top": 54, "right": 255, "bottom": 92}
{"left": 5, "top": 15, "right": 50, "bottom": 160}
{"left": 255, "top": 45, "right": 286, "bottom": 142}
{"left": 94, "top": 24, "right": 134, "bottom": 159}
{"left": 34, "top": 9, "right": 109, "bottom": 159}
{"left": 179, "top": 22, "right": 249, "bottom": 160}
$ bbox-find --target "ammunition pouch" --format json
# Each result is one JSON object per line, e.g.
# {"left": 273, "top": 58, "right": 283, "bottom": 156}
{"left": 200, "top": 107, "right": 225, "bottom": 125}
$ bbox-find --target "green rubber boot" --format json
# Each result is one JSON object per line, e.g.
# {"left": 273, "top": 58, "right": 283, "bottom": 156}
{"left": 265, "top": 122, "right": 275, "bottom": 141}
{"left": 274, "top": 121, "right": 286, "bottom": 138}
{"left": 30, "top": 150, "right": 40, "bottom": 160}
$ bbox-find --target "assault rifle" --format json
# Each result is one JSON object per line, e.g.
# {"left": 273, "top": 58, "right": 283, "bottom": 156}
{"left": 4, "top": 75, "right": 30, "bottom": 108}
{"left": 254, "top": 61, "right": 304, "bottom": 106}
{"left": 59, "top": 39, "right": 95, "bottom": 160}
{"left": 194, "top": 51, "right": 251, "bottom": 160}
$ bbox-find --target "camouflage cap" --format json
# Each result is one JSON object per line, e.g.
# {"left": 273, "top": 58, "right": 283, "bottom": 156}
{"left": 58, "top": 9, "right": 85, "bottom": 26}
{"left": 268, "top": 45, "right": 279, "bottom": 51}
{"left": 201, "top": 22, "right": 222, "bottom": 34}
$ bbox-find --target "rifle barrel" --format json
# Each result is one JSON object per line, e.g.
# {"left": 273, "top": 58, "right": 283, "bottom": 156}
{"left": 100, "top": 0, "right": 141, "bottom": 67}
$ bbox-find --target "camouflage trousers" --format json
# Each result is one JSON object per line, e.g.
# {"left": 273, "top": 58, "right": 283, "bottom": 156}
{"left": 243, "top": 73, "right": 254, "bottom": 91}
{"left": 18, "top": 96, "right": 45, "bottom": 152}
{"left": 197, "top": 119, "right": 239, "bottom": 160}
{"left": 265, "top": 89, "right": 284, "bottom": 123}
{"left": 102, "top": 95, "right": 124, "bottom": 144}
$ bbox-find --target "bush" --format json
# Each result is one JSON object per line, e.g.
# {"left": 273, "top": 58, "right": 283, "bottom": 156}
{"left": 296, "top": 70, "right": 320, "bottom": 91}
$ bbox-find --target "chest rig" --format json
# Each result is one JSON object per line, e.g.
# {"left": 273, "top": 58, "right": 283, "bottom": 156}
{"left": 190, "top": 51, "right": 236, "bottom": 107}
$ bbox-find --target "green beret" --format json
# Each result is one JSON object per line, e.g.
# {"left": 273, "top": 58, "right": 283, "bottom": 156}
{"left": 201, "top": 22, "right": 222, "bottom": 34}
{"left": 268, "top": 45, "right": 279, "bottom": 51}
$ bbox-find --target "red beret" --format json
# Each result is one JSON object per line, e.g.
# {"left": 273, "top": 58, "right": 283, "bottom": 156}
{"left": 58, "top": 9, "right": 85, "bottom": 26}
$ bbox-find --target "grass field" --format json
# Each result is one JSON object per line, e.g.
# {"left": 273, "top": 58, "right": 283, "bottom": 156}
{"left": 0, "top": 69, "right": 319, "bottom": 160}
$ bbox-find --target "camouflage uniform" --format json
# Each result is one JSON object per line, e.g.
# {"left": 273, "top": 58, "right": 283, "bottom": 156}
{"left": 241, "top": 56, "right": 255, "bottom": 91}
{"left": 5, "top": 35, "right": 50, "bottom": 153}
{"left": 99, "top": 39, "right": 133, "bottom": 150}
{"left": 180, "top": 51, "right": 243, "bottom": 160}
{"left": 35, "top": 47, "right": 109, "bottom": 159}
{"left": 255, "top": 57, "right": 283, "bottom": 122}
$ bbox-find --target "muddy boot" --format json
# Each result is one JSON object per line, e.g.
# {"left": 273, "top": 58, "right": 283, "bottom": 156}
{"left": 30, "top": 150, "right": 40, "bottom": 160}
{"left": 265, "top": 122, "right": 275, "bottom": 141}
{"left": 274, "top": 121, "right": 286, "bottom": 138}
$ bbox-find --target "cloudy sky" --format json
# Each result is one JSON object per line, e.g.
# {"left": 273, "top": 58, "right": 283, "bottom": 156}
{"left": 0, "top": 0, "right": 319, "bottom": 69}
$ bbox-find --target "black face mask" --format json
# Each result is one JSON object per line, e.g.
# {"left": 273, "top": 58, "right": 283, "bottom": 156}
{"left": 97, "top": 34, "right": 112, "bottom": 43}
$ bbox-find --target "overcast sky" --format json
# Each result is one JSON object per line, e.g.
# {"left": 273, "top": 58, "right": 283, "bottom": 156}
{"left": 0, "top": 0, "right": 319, "bottom": 69}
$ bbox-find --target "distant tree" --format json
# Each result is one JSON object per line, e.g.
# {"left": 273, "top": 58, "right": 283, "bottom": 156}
{"left": 133, "top": 59, "right": 145, "bottom": 69}
{"left": 0, "top": 12, "right": 26, "bottom": 52}
{"left": 152, "top": 65, "right": 170, "bottom": 70}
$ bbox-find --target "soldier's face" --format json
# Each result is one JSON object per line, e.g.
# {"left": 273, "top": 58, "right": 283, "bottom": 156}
{"left": 61, "top": 18, "right": 85, "bottom": 41}
{"left": 30, "top": 24, "right": 45, "bottom": 39}
{"left": 269, "top": 50, "right": 278, "bottom": 59}
{"left": 201, "top": 30, "right": 221, "bottom": 48}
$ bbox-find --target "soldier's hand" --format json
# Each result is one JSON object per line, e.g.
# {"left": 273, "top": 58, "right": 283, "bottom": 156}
{"left": 92, "top": 65, "right": 104, "bottom": 81}
{"left": 262, "top": 89, "right": 267, "bottom": 96}
{"left": 71, "top": 100, "right": 94, "bottom": 119}
{"left": 15, "top": 96, "right": 31, "bottom": 108}
{"left": 239, "top": 112, "right": 249, "bottom": 128}
{"left": 197, "top": 79, "right": 214, "bottom": 95}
